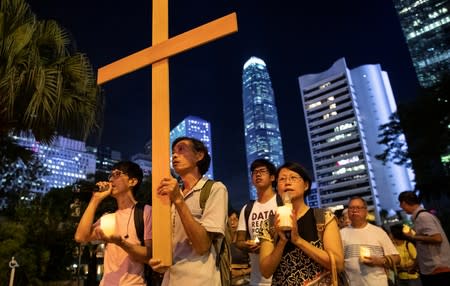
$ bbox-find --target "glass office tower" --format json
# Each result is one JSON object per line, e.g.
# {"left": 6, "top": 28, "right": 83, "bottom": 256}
{"left": 8, "top": 133, "right": 96, "bottom": 193}
{"left": 242, "top": 57, "right": 284, "bottom": 199}
{"left": 298, "top": 58, "right": 414, "bottom": 224}
{"left": 393, "top": 0, "right": 450, "bottom": 87}
{"left": 170, "top": 115, "right": 214, "bottom": 178}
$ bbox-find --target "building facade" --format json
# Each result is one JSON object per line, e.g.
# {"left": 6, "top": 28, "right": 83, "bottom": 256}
{"left": 298, "top": 58, "right": 414, "bottom": 223}
{"left": 170, "top": 115, "right": 214, "bottom": 178}
{"left": 11, "top": 134, "right": 96, "bottom": 193}
{"left": 393, "top": 0, "right": 450, "bottom": 87}
{"left": 242, "top": 57, "right": 284, "bottom": 199}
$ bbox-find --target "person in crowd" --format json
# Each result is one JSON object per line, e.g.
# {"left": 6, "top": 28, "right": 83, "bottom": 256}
{"left": 259, "top": 161, "right": 344, "bottom": 286}
{"left": 389, "top": 224, "right": 422, "bottom": 286}
{"left": 236, "top": 158, "right": 278, "bottom": 286}
{"left": 398, "top": 191, "right": 450, "bottom": 285}
{"left": 149, "top": 137, "right": 228, "bottom": 286}
{"left": 340, "top": 196, "right": 400, "bottom": 286}
{"left": 229, "top": 208, "right": 251, "bottom": 285}
{"left": 75, "top": 161, "right": 151, "bottom": 286}
{"left": 338, "top": 208, "right": 351, "bottom": 229}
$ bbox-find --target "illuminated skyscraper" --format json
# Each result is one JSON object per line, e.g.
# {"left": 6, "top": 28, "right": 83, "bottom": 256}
{"left": 242, "top": 57, "right": 284, "bottom": 199}
{"left": 298, "top": 58, "right": 414, "bottom": 223}
{"left": 9, "top": 133, "right": 96, "bottom": 193}
{"left": 170, "top": 116, "right": 214, "bottom": 178}
{"left": 393, "top": 0, "right": 450, "bottom": 87}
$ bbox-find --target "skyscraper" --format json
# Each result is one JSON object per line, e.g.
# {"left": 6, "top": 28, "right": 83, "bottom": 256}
{"left": 242, "top": 57, "right": 284, "bottom": 199}
{"left": 393, "top": 0, "right": 450, "bottom": 87}
{"left": 298, "top": 58, "right": 414, "bottom": 224}
{"left": 10, "top": 133, "right": 96, "bottom": 193}
{"left": 170, "top": 115, "right": 214, "bottom": 178}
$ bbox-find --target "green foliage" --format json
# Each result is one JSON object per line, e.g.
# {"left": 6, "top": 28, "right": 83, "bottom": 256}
{"left": 0, "top": 0, "right": 104, "bottom": 143}
{"left": 376, "top": 74, "right": 450, "bottom": 207}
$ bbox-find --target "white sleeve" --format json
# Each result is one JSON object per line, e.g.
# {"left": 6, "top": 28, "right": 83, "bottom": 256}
{"left": 237, "top": 204, "right": 248, "bottom": 232}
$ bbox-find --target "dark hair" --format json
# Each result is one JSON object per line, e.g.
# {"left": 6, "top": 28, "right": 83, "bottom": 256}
{"left": 390, "top": 224, "right": 409, "bottom": 240}
{"left": 228, "top": 208, "right": 239, "bottom": 217}
{"left": 172, "top": 136, "right": 211, "bottom": 175}
{"left": 250, "top": 158, "right": 276, "bottom": 176}
{"left": 276, "top": 161, "right": 312, "bottom": 197}
{"left": 398, "top": 191, "right": 420, "bottom": 205}
{"left": 111, "top": 161, "right": 143, "bottom": 194}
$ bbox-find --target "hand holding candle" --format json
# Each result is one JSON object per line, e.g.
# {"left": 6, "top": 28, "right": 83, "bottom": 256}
{"left": 277, "top": 193, "right": 293, "bottom": 231}
{"left": 100, "top": 213, "right": 116, "bottom": 237}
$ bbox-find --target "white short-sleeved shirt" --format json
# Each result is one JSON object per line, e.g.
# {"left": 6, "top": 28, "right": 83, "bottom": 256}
{"left": 237, "top": 195, "right": 278, "bottom": 286}
{"left": 340, "top": 223, "right": 399, "bottom": 286}
{"left": 162, "top": 177, "right": 228, "bottom": 286}
{"left": 100, "top": 204, "right": 152, "bottom": 286}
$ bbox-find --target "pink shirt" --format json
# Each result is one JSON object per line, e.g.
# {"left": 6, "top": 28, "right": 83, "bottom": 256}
{"left": 99, "top": 204, "right": 152, "bottom": 286}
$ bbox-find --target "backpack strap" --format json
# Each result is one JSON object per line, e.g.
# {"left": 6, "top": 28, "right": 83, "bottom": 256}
{"left": 199, "top": 179, "right": 215, "bottom": 211}
{"left": 414, "top": 209, "right": 429, "bottom": 220}
{"left": 244, "top": 200, "right": 255, "bottom": 239}
{"left": 134, "top": 202, "right": 145, "bottom": 246}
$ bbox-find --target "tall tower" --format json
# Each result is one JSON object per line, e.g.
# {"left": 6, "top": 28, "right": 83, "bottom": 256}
{"left": 242, "top": 57, "right": 284, "bottom": 199}
{"left": 298, "top": 58, "right": 414, "bottom": 224}
{"left": 170, "top": 115, "right": 214, "bottom": 178}
{"left": 393, "top": 0, "right": 450, "bottom": 87}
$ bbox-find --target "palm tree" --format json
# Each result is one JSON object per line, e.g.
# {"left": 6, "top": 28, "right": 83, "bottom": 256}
{"left": 0, "top": 0, "right": 103, "bottom": 143}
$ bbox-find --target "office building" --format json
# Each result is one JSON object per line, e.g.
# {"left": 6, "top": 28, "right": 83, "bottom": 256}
{"left": 86, "top": 146, "right": 122, "bottom": 176}
{"left": 170, "top": 115, "right": 214, "bottom": 178}
{"left": 10, "top": 133, "right": 96, "bottom": 193}
{"left": 393, "top": 0, "right": 450, "bottom": 87}
{"left": 242, "top": 56, "right": 285, "bottom": 199}
{"left": 298, "top": 58, "right": 414, "bottom": 223}
{"left": 131, "top": 153, "right": 152, "bottom": 177}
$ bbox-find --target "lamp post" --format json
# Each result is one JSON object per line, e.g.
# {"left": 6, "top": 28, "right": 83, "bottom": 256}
{"left": 9, "top": 256, "right": 19, "bottom": 286}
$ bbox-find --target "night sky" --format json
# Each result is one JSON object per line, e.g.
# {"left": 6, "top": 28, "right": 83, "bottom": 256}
{"left": 28, "top": 0, "right": 420, "bottom": 209}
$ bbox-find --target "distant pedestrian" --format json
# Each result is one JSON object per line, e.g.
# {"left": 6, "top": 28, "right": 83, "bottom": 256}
{"left": 398, "top": 191, "right": 450, "bottom": 286}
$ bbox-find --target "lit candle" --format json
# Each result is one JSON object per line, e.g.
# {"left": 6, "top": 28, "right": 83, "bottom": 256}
{"left": 100, "top": 213, "right": 116, "bottom": 237}
{"left": 360, "top": 246, "right": 371, "bottom": 261}
{"left": 277, "top": 204, "right": 293, "bottom": 231}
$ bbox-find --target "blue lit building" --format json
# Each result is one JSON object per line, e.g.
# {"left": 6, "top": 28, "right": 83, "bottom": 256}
{"left": 393, "top": 0, "right": 450, "bottom": 87}
{"left": 242, "top": 57, "right": 284, "bottom": 199}
{"left": 11, "top": 133, "right": 97, "bottom": 193}
{"left": 170, "top": 116, "right": 214, "bottom": 178}
{"left": 298, "top": 58, "right": 415, "bottom": 223}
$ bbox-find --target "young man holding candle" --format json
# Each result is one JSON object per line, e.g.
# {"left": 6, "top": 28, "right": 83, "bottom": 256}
{"left": 74, "top": 161, "right": 152, "bottom": 286}
{"left": 149, "top": 137, "right": 228, "bottom": 286}
{"left": 236, "top": 158, "right": 279, "bottom": 286}
{"left": 340, "top": 196, "right": 399, "bottom": 286}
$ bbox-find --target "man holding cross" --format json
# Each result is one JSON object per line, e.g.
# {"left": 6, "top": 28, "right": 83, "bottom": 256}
{"left": 150, "top": 137, "right": 229, "bottom": 285}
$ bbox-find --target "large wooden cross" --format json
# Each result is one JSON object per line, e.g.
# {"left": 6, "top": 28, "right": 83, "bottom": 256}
{"left": 97, "top": 1, "right": 237, "bottom": 266}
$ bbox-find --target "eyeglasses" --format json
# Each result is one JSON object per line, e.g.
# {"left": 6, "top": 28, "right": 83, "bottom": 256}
{"left": 278, "top": 176, "right": 303, "bottom": 183}
{"left": 348, "top": 206, "right": 366, "bottom": 211}
{"left": 252, "top": 168, "right": 269, "bottom": 176}
{"left": 108, "top": 170, "right": 126, "bottom": 180}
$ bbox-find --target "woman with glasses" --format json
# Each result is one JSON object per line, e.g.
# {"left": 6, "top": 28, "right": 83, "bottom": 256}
{"left": 259, "top": 161, "right": 344, "bottom": 286}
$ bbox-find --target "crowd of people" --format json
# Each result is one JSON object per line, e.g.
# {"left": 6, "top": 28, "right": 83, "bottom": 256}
{"left": 73, "top": 137, "right": 450, "bottom": 286}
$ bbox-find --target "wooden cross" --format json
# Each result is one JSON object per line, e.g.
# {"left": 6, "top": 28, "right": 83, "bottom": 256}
{"left": 97, "top": 0, "right": 238, "bottom": 266}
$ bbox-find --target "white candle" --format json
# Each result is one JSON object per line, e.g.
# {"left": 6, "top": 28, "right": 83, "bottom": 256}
{"left": 277, "top": 204, "right": 293, "bottom": 231}
{"left": 360, "top": 246, "right": 371, "bottom": 260}
{"left": 100, "top": 213, "right": 116, "bottom": 237}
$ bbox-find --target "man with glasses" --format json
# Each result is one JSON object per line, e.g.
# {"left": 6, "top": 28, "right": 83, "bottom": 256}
{"left": 340, "top": 196, "right": 399, "bottom": 286}
{"left": 149, "top": 137, "right": 228, "bottom": 286}
{"left": 236, "top": 158, "right": 280, "bottom": 286}
{"left": 75, "top": 161, "right": 152, "bottom": 286}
